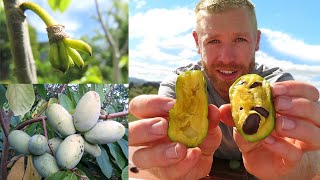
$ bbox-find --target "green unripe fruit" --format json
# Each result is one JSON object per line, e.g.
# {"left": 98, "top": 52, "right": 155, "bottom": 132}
{"left": 84, "top": 139, "right": 101, "bottom": 157}
{"left": 84, "top": 120, "right": 125, "bottom": 144}
{"left": 28, "top": 134, "right": 47, "bottom": 155}
{"left": 73, "top": 91, "right": 101, "bottom": 132}
{"left": 55, "top": 134, "right": 84, "bottom": 169}
{"left": 46, "top": 103, "right": 76, "bottom": 137}
{"left": 32, "top": 153, "right": 60, "bottom": 178}
{"left": 8, "top": 130, "right": 31, "bottom": 155}
{"left": 46, "top": 137, "right": 63, "bottom": 155}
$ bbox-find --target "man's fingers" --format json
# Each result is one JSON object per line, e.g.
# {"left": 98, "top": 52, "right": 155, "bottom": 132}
{"left": 129, "top": 95, "right": 175, "bottom": 118}
{"left": 198, "top": 104, "right": 222, "bottom": 156}
{"left": 272, "top": 81, "right": 319, "bottom": 101}
{"left": 219, "top": 104, "right": 235, "bottom": 127}
{"left": 274, "top": 97, "right": 320, "bottom": 127}
{"left": 129, "top": 117, "right": 168, "bottom": 146}
{"left": 262, "top": 135, "right": 303, "bottom": 164}
{"left": 275, "top": 115, "right": 320, "bottom": 151}
{"left": 132, "top": 142, "right": 188, "bottom": 169}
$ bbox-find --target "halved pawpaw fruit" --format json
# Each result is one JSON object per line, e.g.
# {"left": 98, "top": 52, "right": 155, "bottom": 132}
{"left": 229, "top": 74, "right": 275, "bottom": 142}
{"left": 168, "top": 70, "right": 208, "bottom": 147}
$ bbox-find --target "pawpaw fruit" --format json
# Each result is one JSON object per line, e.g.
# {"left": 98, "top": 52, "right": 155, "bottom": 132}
{"left": 73, "top": 91, "right": 101, "bottom": 132}
{"left": 28, "top": 134, "right": 47, "bottom": 155}
{"left": 168, "top": 70, "right": 209, "bottom": 148}
{"left": 46, "top": 103, "right": 76, "bottom": 137}
{"left": 55, "top": 134, "right": 84, "bottom": 169}
{"left": 83, "top": 120, "right": 125, "bottom": 144}
{"left": 84, "top": 139, "right": 101, "bottom": 157}
{"left": 229, "top": 74, "right": 275, "bottom": 142}
{"left": 46, "top": 137, "right": 63, "bottom": 155}
{"left": 8, "top": 130, "right": 31, "bottom": 155}
{"left": 32, "top": 153, "right": 60, "bottom": 178}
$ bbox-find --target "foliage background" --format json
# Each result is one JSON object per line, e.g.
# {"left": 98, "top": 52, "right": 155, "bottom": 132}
{"left": 0, "top": 0, "right": 128, "bottom": 84}
{"left": 0, "top": 84, "right": 129, "bottom": 179}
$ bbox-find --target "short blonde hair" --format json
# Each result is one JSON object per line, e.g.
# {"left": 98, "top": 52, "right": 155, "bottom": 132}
{"left": 195, "top": 0, "right": 257, "bottom": 31}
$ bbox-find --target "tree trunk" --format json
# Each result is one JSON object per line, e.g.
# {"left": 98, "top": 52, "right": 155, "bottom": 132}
{"left": 3, "top": 0, "right": 37, "bottom": 83}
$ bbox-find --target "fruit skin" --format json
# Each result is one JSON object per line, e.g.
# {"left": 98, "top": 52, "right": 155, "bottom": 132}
{"left": 84, "top": 120, "right": 125, "bottom": 144}
{"left": 32, "top": 153, "right": 60, "bottom": 178}
{"left": 28, "top": 134, "right": 47, "bottom": 155}
{"left": 229, "top": 74, "right": 275, "bottom": 142}
{"left": 55, "top": 134, "right": 84, "bottom": 169}
{"left": 84, "top": 139, "right": 101, "bottom": 157}
{"left": 46, "top": 137, "right": 63, "bottom": 155}
{"left": 8, "top": 130, "right": 31, "bottom": 155}
{"left": 46, "top": 103, "right": 76, "bottom": 137}
{"left": 73, "top": 91, "right": 101, "bottom": 132}
{"left": 168, "top": 70, "right": 208, "bottom": 148}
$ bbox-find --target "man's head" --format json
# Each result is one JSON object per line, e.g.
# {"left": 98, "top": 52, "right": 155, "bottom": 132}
{"left": 192, "top": 0, "right": 261, "bottom": 101}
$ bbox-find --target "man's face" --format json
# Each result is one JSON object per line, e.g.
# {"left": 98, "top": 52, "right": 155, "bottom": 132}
{"left": 193, "top": 7, "right": 261, "bottom": 101}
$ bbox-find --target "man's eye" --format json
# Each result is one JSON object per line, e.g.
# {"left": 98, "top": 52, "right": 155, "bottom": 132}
{"left": 208, "top": 39, "right": 220, "bottom": 44}
{"left": 235, "top": 38, "right": 247, "bottom": 42}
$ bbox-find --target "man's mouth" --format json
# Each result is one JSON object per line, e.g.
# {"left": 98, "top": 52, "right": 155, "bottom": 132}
{"left": 217, "top": 70, "right": 239, "bottom": 80}
{"left": 219, "top": 70, "right": 235, "bottom": 75}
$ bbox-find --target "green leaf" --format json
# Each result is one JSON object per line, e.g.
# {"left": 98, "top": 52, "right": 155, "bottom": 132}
{"left": 35, "top": 84, "right": 47, "bottom": 99}
{"left": 121, "top": 166, "right": 128, "bottom": 180}
{"left": 105, "top": 105, "right": 116, "bottom": 114}
{"left": 117, "top": 139, "right": 128, "bottom": 159}
{"left": 96, "top": 148, "right": 113, "bottom": 178}
{"left": 6, "top": 84, "right": 35, "bottom": 116}
{"left": 47, "top": 0, "right": 58, "bottom": 11}
{"left": 119, "top": 55, "right": 128, "bottom": 69}
{"left": 78, "top": 84, "right": 89, "bottom": 98}
{"left": 0, "top": 85, "right": 7, "bottom": 107}
{"left": 65, "top": 87, "right": 77, "bottom": 108}
{"left": 46, "top": 170, "right": 70, "bottom": 180}
{"left": 59, "top": 0, "right": 72, "bottom": 12}
{"left": 107, "top": 143, "right": 127, "bottom": 169}
{"left": 58, "top": 93, "right": 75, "bottom": 113}
{"left": 90, "top": 84, "right": 104, "bottom": 105}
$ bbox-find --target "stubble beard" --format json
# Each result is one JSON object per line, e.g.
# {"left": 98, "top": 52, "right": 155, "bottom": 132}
{"left": 202, "top": 59, "right": 255, "bottom": 102}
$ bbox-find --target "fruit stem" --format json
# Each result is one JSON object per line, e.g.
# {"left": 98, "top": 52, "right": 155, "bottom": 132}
{"left": 19, "top": 1, "right": 57, "bottom": 27}
{"left": 41, "top": 118, "right": 55, "bottom": 156}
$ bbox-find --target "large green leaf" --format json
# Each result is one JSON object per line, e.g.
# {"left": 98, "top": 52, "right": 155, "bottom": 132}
{"left": 90, "top": 84, "right": 104, "bottom": 105}
{"left": 117, "top": 139, "right": 128, "bottom": 159}
{"left": 96, "top": 148, "right": 113, "bottom": 178}
{"left": 0, "top": 84, "right": 7, "bottom": 107}
{"left": 58, "top": 93, "right": 75, "bottom": 113}
{"left": 47, "top": 0, "right": 71, "bottom": 13}
{"left": 121, "top": 166, "right": 128, "bottom": 180}
{"left": 35, "top": 84, "right": 47, "bottom": 99}
{"left": 6, "top": 84, "right": 35, "bottom": 116}
{"left": 107, "top": 143, "right": 127, "bottom": 170}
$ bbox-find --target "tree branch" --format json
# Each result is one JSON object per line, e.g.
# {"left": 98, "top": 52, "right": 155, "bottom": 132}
{"left": 0, "top": 109, "right": 13, "bottom": 180}
{"left": 3, "top": 0, "right": 37, "bottom": 83}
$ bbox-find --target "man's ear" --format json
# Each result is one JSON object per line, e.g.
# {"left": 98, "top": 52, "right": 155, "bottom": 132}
{"left": 192, "top": 31, "right": 200, "bottom": 54}
{"left": 255, "top": 30, "right": 261, "bottom": 51}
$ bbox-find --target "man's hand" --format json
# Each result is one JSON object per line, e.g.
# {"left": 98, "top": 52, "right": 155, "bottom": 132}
{"left": 220, "top": 81, "right": 320, "bottom": 179}
{"left": 129, "top": 95, "right": 222, "bottom": 180}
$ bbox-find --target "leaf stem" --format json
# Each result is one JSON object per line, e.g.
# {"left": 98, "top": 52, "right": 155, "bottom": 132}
{"left": 20, "top": 1, "right": 57, "bottom": 27}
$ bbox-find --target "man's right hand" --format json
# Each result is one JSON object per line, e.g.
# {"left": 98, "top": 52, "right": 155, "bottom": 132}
{"left": 129, "top": 95, "right": 222, "bottom": 180}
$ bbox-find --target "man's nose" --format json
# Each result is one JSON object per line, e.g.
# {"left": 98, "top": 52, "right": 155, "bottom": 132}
{"left": 219, "top": 44, "right": 235, "bottom": 63}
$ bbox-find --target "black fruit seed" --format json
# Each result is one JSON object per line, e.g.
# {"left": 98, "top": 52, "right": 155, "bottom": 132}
{"left": 249, "top": 82, "right": 262, "bottom": 88}
{"left": 242, "top": 113, "right": 261, "bottom": 135}
{"left": 252, "top": 106, "right": 269, "bottom": 118}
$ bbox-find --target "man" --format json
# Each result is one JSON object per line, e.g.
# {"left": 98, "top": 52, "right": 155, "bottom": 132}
{"left": 129, "top": 0, "right": 320, "bottom": 179}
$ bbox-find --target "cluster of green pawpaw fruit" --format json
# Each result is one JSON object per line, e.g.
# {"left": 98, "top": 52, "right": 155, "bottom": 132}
{"left": 8, "top": 91, "right": 126, "bottom": 178}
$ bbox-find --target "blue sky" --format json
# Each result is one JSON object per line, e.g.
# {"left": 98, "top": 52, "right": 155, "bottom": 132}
{"left": 129, "top": 0, "right": 320, "bottom": 93}
{"left": 22, "top": 0, "right": 123, "bottom": 42}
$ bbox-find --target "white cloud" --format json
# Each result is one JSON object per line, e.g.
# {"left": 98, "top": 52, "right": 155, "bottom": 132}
{"left": 132, "top": 0, "right": 146, "bottom": 9}
{"left": 256, "top": 51, "right": 320, "bottom": 92}
{"left": 261, "top": 28, "right": 320, "bottom": 62}
{"left": 130, "top": 8, "right": 194, "bottom": 39}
